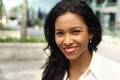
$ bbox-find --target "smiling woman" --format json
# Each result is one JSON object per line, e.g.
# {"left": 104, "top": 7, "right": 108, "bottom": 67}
{"left": 55, "top": 12, "right": 92, "bottom": 61}
{"left": 40, "top": 0, "right": 120, "bottom": 80}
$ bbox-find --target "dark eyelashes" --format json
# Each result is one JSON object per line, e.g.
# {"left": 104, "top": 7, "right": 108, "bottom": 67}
{"left": 73, "top": 30, "right": 81, "bottom": 32}
{"left": 72, "top": 30, "right": 81, "bottom": 33}
{"left": 56, "top": 32, "right": 63, "bottom": 35}
{"left": 55, "top": 30, "right": 82, "bottom": 35}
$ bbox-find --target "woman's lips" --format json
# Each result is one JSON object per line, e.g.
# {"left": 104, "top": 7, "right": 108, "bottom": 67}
{"left": 64, "top": 46, "right": 78, "bottom": 54}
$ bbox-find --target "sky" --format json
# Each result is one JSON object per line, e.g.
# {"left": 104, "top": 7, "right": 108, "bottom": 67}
{"left": 3, "top": 0, "right": 61, "bottom": 13}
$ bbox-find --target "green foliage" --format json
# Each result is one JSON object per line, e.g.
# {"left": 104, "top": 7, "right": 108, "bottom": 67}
{"left": 11, "top": 7, "right": 18, "bottom": 12}
{"left": 34, "top": 18, "right": 40, "bottom": 25}
{"left": 0, "top": 37, "right": 46, "bottom": 42}
{"left": 0, "top": 27, "right": 12, "bottom": 30}
{"left": 0, "top": 0, "right": 3, "bottom": 10}
{"left": 10, "top": 6, "right": 18, "bottom": 12}
{"left": 0, "top": 37, "right": 18, "bottom": 42}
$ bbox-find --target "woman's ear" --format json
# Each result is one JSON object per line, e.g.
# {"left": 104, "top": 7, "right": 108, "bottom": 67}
{"left": 89, "top": 34, "right": 93, "bottom": 40}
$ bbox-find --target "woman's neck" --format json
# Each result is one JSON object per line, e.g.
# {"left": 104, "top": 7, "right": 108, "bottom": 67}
{"left": 70, "top": 51, "right": 92, "bottom": 69}
{"left": 68, "top": 50, "right": 92, "bottom": 80}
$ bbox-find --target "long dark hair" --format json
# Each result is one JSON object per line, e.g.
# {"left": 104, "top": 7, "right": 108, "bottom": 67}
{"left": 42, "top": 0, "right": 102, "bottom": 80}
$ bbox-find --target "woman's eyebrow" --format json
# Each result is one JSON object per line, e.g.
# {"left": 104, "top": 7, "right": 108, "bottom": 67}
{"left": 55, "top": 29, "right": 63, "bottom": 31}
{"left": 55, "top": 26, "right": 83, "bottom": 31}
{"left": 70, "top": 26, "right": 83, "bottom": 30}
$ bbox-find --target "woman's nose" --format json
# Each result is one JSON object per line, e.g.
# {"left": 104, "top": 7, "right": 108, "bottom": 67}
{"left": 63, "top": 34, "right": 73, "bottom": 46}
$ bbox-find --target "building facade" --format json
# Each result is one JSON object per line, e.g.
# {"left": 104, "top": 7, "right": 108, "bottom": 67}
{"left": 84, "top": 0, "right": 120, "bottom": 29}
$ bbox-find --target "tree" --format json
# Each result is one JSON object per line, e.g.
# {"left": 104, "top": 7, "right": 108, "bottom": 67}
{"left": 10, "top": 6, "right": 18, "bottom": 12}
{"left": 0, "top": 0, "right": 3, "bottom": 28}
{"left": 116, "top": 0, "right": 120, "bottom": 28}
{"left": 21, "top": 0, "right": 28, "bottom": 39}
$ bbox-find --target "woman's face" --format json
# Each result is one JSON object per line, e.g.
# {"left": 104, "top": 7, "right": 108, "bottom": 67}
{"left": 55, "top": 12, "right": 93, "bottom": 61}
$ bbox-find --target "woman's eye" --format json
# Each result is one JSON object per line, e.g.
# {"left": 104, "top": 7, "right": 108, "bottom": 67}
{"left": 56, "top": 32, "right": 64, "bottom": 36}
{"left": 72, "top": 30, "right": 81, "bottom": 34}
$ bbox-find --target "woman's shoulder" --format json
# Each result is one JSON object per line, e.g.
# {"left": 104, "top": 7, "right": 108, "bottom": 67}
{"left": 99, "top": 54, "right": 120, "bottom": 68}
{"left": 93, "top": 53, "right": 120, "bottom": 79}
{"left": 94, "top": 53, "right": 120, "bottom": 67}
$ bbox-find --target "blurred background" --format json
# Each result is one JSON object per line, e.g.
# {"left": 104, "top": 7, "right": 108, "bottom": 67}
{"left": 0, "top": 0, "right": 120, "bottom": 80}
